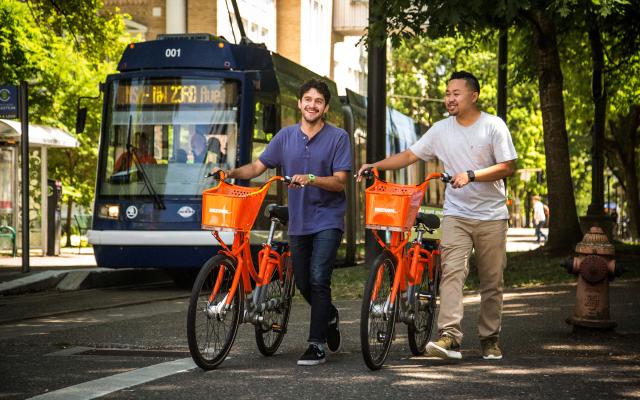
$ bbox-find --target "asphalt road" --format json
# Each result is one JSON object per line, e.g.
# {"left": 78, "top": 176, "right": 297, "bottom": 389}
{"left": 0, "top": 279, "right": 639, "bottom": 399}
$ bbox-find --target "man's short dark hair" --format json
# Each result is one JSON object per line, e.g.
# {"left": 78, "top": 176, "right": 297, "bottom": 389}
{"left": 299, "top": 79, "right": 331, "bottom": 104}
{"left": 449, "top": 71, "right": 480, "bottom": 95}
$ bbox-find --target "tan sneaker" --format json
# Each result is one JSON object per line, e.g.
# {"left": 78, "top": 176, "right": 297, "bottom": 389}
{"left": 426, "top": 335, "right": 462, "bottom": 360}
{"left": 481, "top": 338, "right": 503, "bottom": 360}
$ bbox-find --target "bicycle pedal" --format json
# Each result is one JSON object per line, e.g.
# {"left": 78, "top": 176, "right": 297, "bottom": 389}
{"left": 416, "top": 293, "right": 433, "bottom": 301}
{"left": 271, "top": 324, "right": 287, "bottom": 334}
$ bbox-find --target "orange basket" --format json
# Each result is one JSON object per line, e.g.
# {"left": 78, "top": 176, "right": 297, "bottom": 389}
{"left": 365, "top": 178, "right": 426, "bottom": 232}
{"left": 202, "top": 180, "right": 270, "bottom": 232}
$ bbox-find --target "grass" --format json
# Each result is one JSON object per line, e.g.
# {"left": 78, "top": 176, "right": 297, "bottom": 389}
{"left": 331, "top": 243, "right": 640, "bottom": 300}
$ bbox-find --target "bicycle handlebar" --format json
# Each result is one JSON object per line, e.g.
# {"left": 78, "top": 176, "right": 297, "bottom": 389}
{"left": 205, "top": 170, "right": 226, "bottom": 180}
{"left": 358, "top": 167, "right": 452, "bottom": 185}
{"left": 205, "top": 170, "right": 302, "bottom": 187}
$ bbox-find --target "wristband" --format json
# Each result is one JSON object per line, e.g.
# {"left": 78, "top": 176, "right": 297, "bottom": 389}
{"left": 308, "top": 174, "right": 316, "bottom": 184}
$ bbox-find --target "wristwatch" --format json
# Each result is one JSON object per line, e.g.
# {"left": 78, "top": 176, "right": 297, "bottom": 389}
{"left": 466, "top": 170, "right": 475, "bottom": 182}
{"left": 308, "top": 174, "right": 316, "bottom": 184}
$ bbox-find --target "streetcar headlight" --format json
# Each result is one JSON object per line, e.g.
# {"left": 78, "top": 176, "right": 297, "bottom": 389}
{"left": 98, "top": 204, "right": 120, "bottom": 219}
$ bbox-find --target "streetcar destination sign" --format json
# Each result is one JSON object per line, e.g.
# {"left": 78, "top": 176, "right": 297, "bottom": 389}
{"left": 116, "top": 81, "right": 236, "bottom": 106}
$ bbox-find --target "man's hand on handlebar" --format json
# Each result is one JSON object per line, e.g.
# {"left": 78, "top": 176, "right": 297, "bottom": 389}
{"left": 288, "top": 174, "right": 310, "bottom": 188}
{"left": 205, "top": 167, "right": 228, "bottom": 180}
{"left": 356, "top": 164, "right": 375, "bottom": 182}
{"left": 449, "top": 171, "right": 471, "bottom": 189}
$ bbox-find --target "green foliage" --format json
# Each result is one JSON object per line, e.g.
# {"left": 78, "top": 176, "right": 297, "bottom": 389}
{"left": 382, "top": 0, "right": 640, "bottom": 232}
{"left": 0, "top": 0, "right": 131, "bottom": 210}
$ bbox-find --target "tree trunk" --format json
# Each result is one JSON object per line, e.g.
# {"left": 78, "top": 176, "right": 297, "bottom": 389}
{"left": 527, "top": 10, "right": 583, "bottom": 251}
{"left": 607, "top": 106, "right": 640, "bottom": 240}
{"left": 622, "top": 160, "right": 640, "bottom": 240}
{"left": 586, "top": 11, "right": 607, "bottom": 216}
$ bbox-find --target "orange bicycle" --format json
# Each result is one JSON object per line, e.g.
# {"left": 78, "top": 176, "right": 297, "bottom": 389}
{"left": 187, "top": 171, "right": 295, "bottom": 370}
{"left": 359, "top": 168, "right": 450, "bottom": 370}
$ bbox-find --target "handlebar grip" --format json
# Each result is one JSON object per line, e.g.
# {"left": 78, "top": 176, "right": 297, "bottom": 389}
{"left": 282, "top": 176, "right": 302, "bottom": 186}
{"left": 358, "top": 167, "right": 376, "bottom": 180}
{"left": 205, "top": 170, "right": 225, "bottom": 180}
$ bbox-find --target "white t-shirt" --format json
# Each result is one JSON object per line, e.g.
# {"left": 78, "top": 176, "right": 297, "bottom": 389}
{"left": 533, "top": 201, "right": 546, "bottom": 223}
{"left": 409, "top": 112, "right": 518, "bottom": 220}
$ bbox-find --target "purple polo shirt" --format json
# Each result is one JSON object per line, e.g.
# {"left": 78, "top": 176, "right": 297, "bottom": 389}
{"left": 259, "top": 123, "right": 352, "bottom": 235}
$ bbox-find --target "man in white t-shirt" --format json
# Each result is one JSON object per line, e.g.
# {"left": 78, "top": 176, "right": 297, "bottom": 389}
{"left": 532, "top": 195, "right": 548, "bottom": 243}
{"left": 357, "top": 71, "right": 517, "bottom": 361}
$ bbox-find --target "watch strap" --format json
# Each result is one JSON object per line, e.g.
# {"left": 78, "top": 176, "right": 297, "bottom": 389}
{"left": 467, "top": 170, "right": 475, "bottom": 182}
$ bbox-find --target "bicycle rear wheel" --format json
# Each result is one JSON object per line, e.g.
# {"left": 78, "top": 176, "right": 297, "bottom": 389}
{"left": 360, "top": 252, "right": 397, "bottom": 370}
{"left": 255, "top": 254, "right": 295, "bottom": 355}
{"left": 408, "top": 251, "right": 440, "bottom": 355}
{"left": 187, "top": 254, "right": 243, "bottom": 370}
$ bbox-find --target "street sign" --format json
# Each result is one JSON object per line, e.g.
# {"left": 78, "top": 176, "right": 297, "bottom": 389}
{"left": 0, "top": 84, "right": 19, "bottom": 119}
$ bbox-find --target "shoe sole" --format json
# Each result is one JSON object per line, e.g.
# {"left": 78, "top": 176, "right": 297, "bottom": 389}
{"left": 426, "top": 342, "right": 462, "bottom": 360}
{"left": 327, "top": 328, "right": 342, "bottom": 352}
{"left": 483, "top": 354, "right": 503, "bottom": 360}
{"left": 297, "top": 358, "right": 326, "bottom": 366}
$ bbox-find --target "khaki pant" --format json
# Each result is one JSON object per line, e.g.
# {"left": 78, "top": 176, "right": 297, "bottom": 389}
{"left": 437, "top": 216, "right": 508, "bottom": 344}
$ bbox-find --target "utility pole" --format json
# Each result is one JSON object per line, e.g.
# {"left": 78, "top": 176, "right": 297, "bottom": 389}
{"left": 20, "top": 81, "right": 29, "bottom": 273}
{"left": 365, "top": 0, "right": 387, "bottom": 267}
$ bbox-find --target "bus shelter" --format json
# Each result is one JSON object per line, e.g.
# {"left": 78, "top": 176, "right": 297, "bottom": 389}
{"left": 0, "top": 119, "right": 79, "bottom": 256}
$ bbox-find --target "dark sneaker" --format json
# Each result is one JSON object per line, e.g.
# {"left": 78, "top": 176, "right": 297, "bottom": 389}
{"left": 481, "top": 337, "right": 503, "bottom": 360}
{"left": 426, "top": 335, "right": 462, "bottom": 360}
{"left": 297, "top": 344, "right": 326, "bottom": 366}
{"left": 327, "top": 310, "right": 342, "bottom": 352}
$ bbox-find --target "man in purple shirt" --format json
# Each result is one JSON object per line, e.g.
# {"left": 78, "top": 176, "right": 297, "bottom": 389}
{"left": 213, "top": 79, "right": 352, "bottom": 366}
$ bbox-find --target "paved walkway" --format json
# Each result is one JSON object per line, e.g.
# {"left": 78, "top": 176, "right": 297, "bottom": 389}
{"left": 0, "top": 227, "right": 545, "bottom": 268}
{"left": 0, "top": 228, "right": 546, "bottom": 293}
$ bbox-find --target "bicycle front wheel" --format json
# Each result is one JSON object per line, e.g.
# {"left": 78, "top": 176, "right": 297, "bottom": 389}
{"left": 187, "top": 254, "right": 243, "bottom": 370}
{"left": 360, "top": 252, "right": 397, "bottom": 370}
{"left": 408, "top": 251, "right": 440, "bottom": 355}
{"left": 255, "top": 254, "right": 295, "bottom": 355}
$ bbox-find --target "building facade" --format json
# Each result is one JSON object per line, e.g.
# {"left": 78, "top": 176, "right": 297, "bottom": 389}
{"left": 104, "top": 0, "right": 368, "bottom": 95}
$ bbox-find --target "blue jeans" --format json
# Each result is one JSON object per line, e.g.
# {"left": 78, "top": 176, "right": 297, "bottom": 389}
{"left": 289, "top": 229, "right": 342, "bottom": 344}
{"left": 535, "top": 221, "right": 547, "bottom": 242}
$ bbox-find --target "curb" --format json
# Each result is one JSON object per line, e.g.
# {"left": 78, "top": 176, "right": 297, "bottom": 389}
{"left": 0, "top": 268, "right": 170, "bottom": 296}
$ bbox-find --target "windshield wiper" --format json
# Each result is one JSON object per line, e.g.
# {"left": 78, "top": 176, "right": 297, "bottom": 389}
{"left": 125, "top": 115, "right": 166, "bottom": 210}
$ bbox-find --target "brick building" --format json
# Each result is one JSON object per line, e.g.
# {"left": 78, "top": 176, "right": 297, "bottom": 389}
{"left": 104, "top": 0, "right": 368, "bottom": 95}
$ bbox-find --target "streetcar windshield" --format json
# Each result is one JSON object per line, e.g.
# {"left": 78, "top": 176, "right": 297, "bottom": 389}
{"left": 98, "top": 77, "right": 239, "bottom": 197}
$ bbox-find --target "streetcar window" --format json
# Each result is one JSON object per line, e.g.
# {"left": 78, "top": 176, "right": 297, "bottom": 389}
{"left": 251, "top": 100, "right": 278, "bottom": 194}
{"left": 98, "top": 77, "right": 240, "bottom": 197}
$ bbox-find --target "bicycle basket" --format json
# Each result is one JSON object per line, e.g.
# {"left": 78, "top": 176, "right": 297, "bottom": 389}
{"left": 365, "top": 179, "right": 426, "bottom": 232}
{"left": 202, "top": 181, "right": 269, "bottom": 232}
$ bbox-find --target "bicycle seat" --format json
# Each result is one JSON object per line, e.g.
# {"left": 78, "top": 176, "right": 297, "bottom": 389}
{"left": 266, "top": 204, "right": 289, "bottom": 225}
{"left": 415, "top": 212, "right": 440, "bottom": 230}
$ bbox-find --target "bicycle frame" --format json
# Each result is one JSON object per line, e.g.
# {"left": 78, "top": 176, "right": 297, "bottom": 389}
{"left": 371, "top": 229, "right": 439, "bottom": 315}
{"left": 206, "top": 176, "right": 290, "bottom": 311}
{"left": 368, "top": 172, "right": 443, "bottom": 317}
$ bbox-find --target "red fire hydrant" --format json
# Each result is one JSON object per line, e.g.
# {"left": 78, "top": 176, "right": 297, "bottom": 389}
{"left": 563, "top": 226, "right": 623, "bottom": 329}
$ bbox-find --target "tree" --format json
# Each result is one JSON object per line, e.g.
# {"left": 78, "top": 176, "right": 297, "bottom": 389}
{"left": 0, "top": 0, "right": 130, "bottom": 246}
{"left": 605, "top": 106, "right": 640, "bottom": 240}
{"left": 370, "top": 0, "right": 640, "bottom": 251}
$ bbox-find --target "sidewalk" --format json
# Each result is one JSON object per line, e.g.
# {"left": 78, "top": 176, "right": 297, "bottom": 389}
{"left": 0, "top": 228, "right": 544, "bottom": 295}
{"left": 0, "top": 247, "right": 167, "bottom": 295}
